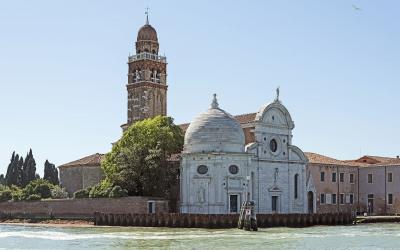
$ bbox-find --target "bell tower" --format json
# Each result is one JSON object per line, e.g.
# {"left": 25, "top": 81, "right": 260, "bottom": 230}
{"left": 124, "top": 13, "right": 167, "bottom": 129}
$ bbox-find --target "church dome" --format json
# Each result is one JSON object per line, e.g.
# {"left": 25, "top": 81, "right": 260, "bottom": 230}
{"left": 137, "top": 24, "right": 158, "bottom": 41}
{"left": 184, "top": 95, "right": 245, "bottom": 154}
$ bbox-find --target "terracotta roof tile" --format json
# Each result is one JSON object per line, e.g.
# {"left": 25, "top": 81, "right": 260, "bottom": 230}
{"left": 360, "top": 155, "right": 397, "bottom": 163}
{"left": 366, "top": 158, "right": 400, "bottom": 167}
{"left": 59, "top": 153, "right": 104, "bottom": 168}
{"left": 179, "top": 112, "right": 256, "bottom": 133}
{"left": 305, "top": 152, "right": 359, "bottom": 166}
{"left": 233, "top": 112, "right": 257, "bottom": 124}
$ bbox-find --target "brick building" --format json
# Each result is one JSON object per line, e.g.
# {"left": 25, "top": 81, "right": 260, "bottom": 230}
{"left": 58, "top": 153, "right": 104, "bottom": 196}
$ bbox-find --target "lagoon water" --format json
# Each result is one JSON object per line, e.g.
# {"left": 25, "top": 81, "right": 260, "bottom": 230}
{"left": 0, "top": 223, "right": 399, "bottom": 249}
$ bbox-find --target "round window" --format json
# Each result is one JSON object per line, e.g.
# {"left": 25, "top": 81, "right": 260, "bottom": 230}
{"left": 197, "top": 165, "right": 208, "bottom": 175}
{"left": 229, "top": 165, "right": 239, "bottom": 174}
{"left": 270, "top": 139, "right": 278, "bottom": 152}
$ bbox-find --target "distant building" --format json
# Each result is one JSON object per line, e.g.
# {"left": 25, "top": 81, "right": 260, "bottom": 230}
{"left": 58, "top": 153, "right": 104, "bottom": 195}
{"left": 305, "top": 152, "right": 359, "bottom": 214}
{"left": 307, "top": 154, "right": 400, "bottom": 215}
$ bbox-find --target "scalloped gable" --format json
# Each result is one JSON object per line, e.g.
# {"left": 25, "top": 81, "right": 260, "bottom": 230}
{"left": 289, "top": 145, "right": 308, "bottom": 162}
{"left": 254, "top": 100, "right": 294, "bottom": 130}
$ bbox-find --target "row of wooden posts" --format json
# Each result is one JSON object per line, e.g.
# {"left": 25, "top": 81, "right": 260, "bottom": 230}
{"left": 94, "top": 212, "right": 355, "bottom": 228}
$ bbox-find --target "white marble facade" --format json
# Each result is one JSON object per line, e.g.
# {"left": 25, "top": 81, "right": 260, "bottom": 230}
{"left": 180, "top": 94, "right": 308, "bottom": 214}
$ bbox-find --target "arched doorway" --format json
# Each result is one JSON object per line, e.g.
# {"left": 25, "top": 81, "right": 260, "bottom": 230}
{"left": 307, "top": 191, "right": 314, "bottom": 214}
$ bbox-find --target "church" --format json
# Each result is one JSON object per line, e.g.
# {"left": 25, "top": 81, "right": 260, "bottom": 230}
{"left": 180, "top": 93, "right": 309, "bottom": 214}
{"left": 59, "top": 14, "right": 312, "bottom": 214}
{"left": 59, "top": 15, "right": 400, "bottom": 216}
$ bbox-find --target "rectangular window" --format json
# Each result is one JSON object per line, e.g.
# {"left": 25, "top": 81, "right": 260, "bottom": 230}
{"left": 294, "top": 174, "right": 299, "bottom": 199}
{"left": 326, "top": 194, "right": 332, "bottom": 204}
{"left": 350, "top": 173, "right": 354, "bottom": 184}
{"left": 349, "top": 194, "right": 354, "bottom": 204}
{"left": 332, "top": 194, "right": 337, "bottom": 204}
{"left": 148, "top": 201, "right": 155, "bottom": 214}
{"left": 388, "top": 173, "right": 393, "bottom": 183}
{"left": 340, "top": 173, "right": 344, "bottom": 182}
{"left": 320, "top": 193, "right": 326, "bottom": 204}
{"left": 332, "top": 172, "right": 337, "bottom": 182}
{"left": 368, "top": 174, "right": 373, "bottom": 183}
{"left": 388, "top": 194, "right": 393, "bottom": 205}
{"left": 340, "top": 194, "right": 345, "bottom": 204}
{"left": 320, "top": 172, "right": 325, "bottom": 182}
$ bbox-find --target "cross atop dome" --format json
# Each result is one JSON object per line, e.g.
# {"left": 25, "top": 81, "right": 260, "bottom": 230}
{"left": 145, "top": 7, "right": 150, "bottom": 25}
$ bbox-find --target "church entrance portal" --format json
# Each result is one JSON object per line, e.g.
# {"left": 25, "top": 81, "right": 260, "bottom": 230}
{"left": 272, "top": 196, "right": 278, "bottom": 212}
{"left": 229, "top": 195, "right": 239, "bottom": 213}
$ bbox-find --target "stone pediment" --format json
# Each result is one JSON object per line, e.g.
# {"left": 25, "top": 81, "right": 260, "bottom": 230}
{"left": 268, "top": 185, "right": 282, "bottom": 193}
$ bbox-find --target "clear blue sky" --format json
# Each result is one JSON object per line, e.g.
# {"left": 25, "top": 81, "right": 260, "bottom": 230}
{"left": 0, "top": 0, "right": 399, "bottom": 175}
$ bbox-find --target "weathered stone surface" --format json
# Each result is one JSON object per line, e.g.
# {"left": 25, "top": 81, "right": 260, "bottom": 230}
{"left": 0, "top": 197, "right": 169, "bottom": 218}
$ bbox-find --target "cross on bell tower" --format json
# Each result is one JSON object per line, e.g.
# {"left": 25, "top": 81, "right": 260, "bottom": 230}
{"left": 124, "top": 12, "right": 168, "bottom": 130}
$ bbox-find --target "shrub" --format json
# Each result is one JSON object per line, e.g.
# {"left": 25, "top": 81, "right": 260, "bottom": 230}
{"left": 109, "top": 186, "right": 128, "bottom": 198}
{"left": 89, "top": 182, "right": 112, "bottom": 198}
{"left": 11, "top": 188, "right": 23, "bottom": 201}
{"left": 73, "top": 189, "right": 90, "bottom": 199}
{"left": 23, "top": 179, "right": 54, "bottom": 199}
{"left": 51, "top": 186, "right": 68, "bottom": 199}
{"left": 0, "top": 184, "right": 7, "bottom": 192}
{"left": 12, "top": 192, "right": 22, "bottom": 201}
{"left": 33, "top": 184, "right": 51, "bottom": 199}
{"left": 0, "top": 190, "right": 12, "bottom": 202}
{"left": 27, "top": 194, "right": 41, "bottom": 201}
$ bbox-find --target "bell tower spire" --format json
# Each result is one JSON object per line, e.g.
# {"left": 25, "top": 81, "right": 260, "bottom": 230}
{"left": 123, "top": 15, "right": 168, "bottom": 130}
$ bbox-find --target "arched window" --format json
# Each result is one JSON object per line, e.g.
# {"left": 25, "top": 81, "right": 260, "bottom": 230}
{"left": 294, "top": 174, "right": 299, "bottom": 199}
{"left": 152, "top": 49, "right": 156, "bottom": 54}
{"left": 150, "top": 70, "right": 154, "bottom": 82}
{"left": 156, "top": 72, "right": 160, "bottom": 83}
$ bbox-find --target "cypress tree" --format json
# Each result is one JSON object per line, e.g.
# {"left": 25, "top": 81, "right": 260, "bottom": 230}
{"left": 0, "top": 174, "right": 5, "bottom": 185}
{"left": 5, "top": 153, "right": 23, "bottom": 187}
{"left": 22, "top": 149, "right": 37, "bottom": 187}
{"left": 44, "top": 160, "right": 59, "bottom": 185}
{"left": 5, "top": 152, "right": 15, "bottom": 185}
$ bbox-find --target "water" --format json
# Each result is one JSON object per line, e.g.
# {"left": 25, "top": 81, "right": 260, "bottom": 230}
{"left": 0, "top": 223, "right": 399, "bottom": 249}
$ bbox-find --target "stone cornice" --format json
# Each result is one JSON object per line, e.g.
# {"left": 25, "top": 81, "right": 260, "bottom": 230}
{"left": 126, "top": 82, "right": 168, "bottom": 90}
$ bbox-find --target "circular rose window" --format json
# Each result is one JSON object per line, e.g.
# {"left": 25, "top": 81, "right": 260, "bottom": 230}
{"left": 270, "top": 139, "right": 278, "bottom": 152}
{"left": 197, "top": 165, "right": 208, "bottom": 174}
{"left": 229, "top": 165, "right": 239, "bottom": 174}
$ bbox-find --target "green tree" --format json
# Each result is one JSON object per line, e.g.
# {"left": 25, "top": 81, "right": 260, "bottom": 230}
{"left": 22, "top": 149, "right": 37, "bottom": 187}
{"left": 101, "top": 116, "right": 183, "bottom": 197}
{"left": 0, "top": 174, "right": 5, "bottom": 185}
{"left": 43, "top": 160, "right": 59, "bottom": 185}
{"left": 5, "top": 152, "right": 23, "bottom": 187}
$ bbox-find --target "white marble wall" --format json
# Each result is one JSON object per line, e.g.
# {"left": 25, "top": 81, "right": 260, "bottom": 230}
{"left": 180, "top": 99, "right": 308, "bottom": 214}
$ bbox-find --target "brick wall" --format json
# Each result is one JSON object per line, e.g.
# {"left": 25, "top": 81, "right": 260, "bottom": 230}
{"left": 0, "top": 197, "right": 168, "bottom": 218}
